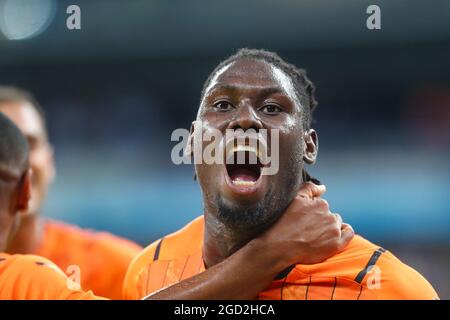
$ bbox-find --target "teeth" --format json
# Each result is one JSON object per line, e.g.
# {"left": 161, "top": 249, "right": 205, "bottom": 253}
{"left": 224, "top": 136, "right": 268, "bottom": 165}
{"left": 234, "top": 145, "right": 257, "bottom": 153}
{"left": 232, "top": 180, "right": 256, "bottom": 187}
{"left": 230, "top": 144, "right": 261, "bottom": 163}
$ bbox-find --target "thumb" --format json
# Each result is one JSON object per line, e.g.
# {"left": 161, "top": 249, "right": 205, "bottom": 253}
{"left": 298, "top": 182, "right": 326, "bottom": 199}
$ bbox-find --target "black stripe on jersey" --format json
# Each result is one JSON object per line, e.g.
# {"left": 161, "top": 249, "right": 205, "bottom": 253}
{"left": 274, "top": 265, "right": 295, "bottom": 280}
{"left": 278, "top": 265, "right": 295, "bottom": 300}
{"left": 357, "top": 286, "right": 363, "bottom": 300}
{"left": 153, "top": 238, "right": 164, "bottom": 261}
{"left": 305, "top": 275, "right": 312, "bottom": 300}
{"left": 354, "top": 247, "right": 386, "bottom": 284}
{"left": 280, "top": 275, "right": 288, "bottom": 300}
{"left": 330, "top": 277, "right": 337, "bottom": 300}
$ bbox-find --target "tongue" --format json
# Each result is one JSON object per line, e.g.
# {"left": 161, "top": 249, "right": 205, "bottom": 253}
{"left": 230, "top": 167, "right": 258, "bottom": 182}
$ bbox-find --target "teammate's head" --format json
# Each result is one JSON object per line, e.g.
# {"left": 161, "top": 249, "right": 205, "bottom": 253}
{"left": 193, "top": 48, "right": 319, "bottom": 234}
{"left": 0, "top": 86, "right": 55, "bottom": 216}
{"left": 0, "top": 112, "right": 31, "bottom": 251}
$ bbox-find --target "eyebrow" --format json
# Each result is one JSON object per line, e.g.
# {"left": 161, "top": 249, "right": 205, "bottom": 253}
{"left": 207, "top": 83, "right": 284, "bottom": 97}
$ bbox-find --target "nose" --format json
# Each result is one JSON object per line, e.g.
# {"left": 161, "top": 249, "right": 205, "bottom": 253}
{"left": 227, "top": 103, "right": 263, "bottom": 131}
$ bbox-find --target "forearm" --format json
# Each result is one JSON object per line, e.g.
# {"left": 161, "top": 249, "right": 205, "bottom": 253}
{"left": 144, "top": 239, "right": 288, "bottom": 300}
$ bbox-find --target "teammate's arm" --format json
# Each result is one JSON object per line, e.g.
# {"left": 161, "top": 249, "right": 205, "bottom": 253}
{"left": 145, "top": 182, "right": 354, "bottom": 300}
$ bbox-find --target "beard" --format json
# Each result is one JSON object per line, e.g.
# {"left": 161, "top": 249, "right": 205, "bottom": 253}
{"left": 215, "top": 170, "right": 300, "bottom": 235}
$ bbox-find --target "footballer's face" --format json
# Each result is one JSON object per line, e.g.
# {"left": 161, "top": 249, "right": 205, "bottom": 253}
{"left": 0, "top": 101, "right": 55, "bottom": 216}
{"left": 195, "top": 58, "right": 318, "bottom": 230}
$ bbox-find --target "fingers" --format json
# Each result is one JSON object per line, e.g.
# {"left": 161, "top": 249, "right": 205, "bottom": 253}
{"left": 333, "top": 213, "right": 342, "bottom": 227}
{"left": 337, "top": 223, "right": 355, "bottom": 250}
{"left": 298, "top": 182, "right": 326, "bottom": 199}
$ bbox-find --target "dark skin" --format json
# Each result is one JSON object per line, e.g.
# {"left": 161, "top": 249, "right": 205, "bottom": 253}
{"left": 0, "top": 173, "right": 352, "bottom": 300}
{"left": 0, "top": 95, "right": 353, "bottom": 300}
{"left": 0, "top": 101, "right": 54, "bottom": 255}
{"left": 195, "top": 58, "right": 328, "bottom": 268}
{"left": 148, "top": 58, "right": 353, "bottom": 299}
{"left": 0, "top": 169, "right": 31, "bottom": 253}
{"left": 147, "top": 182, "right": 354, "bottom": 299}
{"left": 0, "top": 80, "right": 352, "bottom": 299}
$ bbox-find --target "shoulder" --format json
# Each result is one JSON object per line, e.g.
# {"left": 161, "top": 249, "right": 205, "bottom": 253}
{"left": 336, "top": 235, "right": 438, "bottom": 299}
{"left": 44, "top": 219, "right": 142, "bottom": 262}
{"left": 122, "top": 238, "right": 160, "bottom": 299}
{"left": 0, "top": 254, "right": 94, "bottom": 300}
{"left": 0, "top": 254, "right": 66, "bottom": 297}
{"left": 122, "top": 216, "right": 204, "bottom": 300}
{"left": 370, "top": 250, "right": 439, "bottom": 299}
{"left": 302, "top": 235, "right": 383, "bottom": 278}
{"left": 157, "top": 215, "right": 204, "bottom": 260}
{"left": 0, "top": 253, "right": 64, "bottom": 275}
{"left": 297, "top": 235, "right": 438, "bottom": 300}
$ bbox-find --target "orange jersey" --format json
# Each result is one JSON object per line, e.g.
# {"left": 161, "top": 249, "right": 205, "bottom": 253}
{"left": 0, "top": 253, "right": 106, "bottom": 300}
{"left": 123, "top": 216, "right": 439, "bottom": 300}
{"left": 36, "top": 219, "right": 142, "bottom": 300}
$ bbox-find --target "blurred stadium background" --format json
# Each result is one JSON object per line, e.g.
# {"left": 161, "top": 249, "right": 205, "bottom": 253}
{"left": 0, "top": 0, "right": 449, "bottom": 298}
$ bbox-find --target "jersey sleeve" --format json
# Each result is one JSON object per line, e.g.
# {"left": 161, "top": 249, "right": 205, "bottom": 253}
{"left": 38, "top": 220, "right": 142, "bottom": 300}
{"left": 367, "top": 251, "right": 439, "bottom": 300}
{"left": 122, "top": 240, "right": 159, "bottom": 300}
{"left": 0, "top": 255, "right": 107, "bottom": 300}
{"left": 79, "top": 232, "right": 142, "bottom": 300}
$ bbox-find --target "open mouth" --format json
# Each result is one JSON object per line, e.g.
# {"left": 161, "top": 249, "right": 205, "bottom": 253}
{"left": 222, "top": 138, "right": 268, "bottom": 195}
{"left": 226, "top": 145, "right": 264, "bottom": 187}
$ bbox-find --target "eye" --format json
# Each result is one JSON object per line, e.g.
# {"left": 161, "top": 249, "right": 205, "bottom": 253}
{"left": 260, "top": 104, "right": 283, "bottom": 115}
{"left": 213, "top": 100, "right": 234, "bottom": 112}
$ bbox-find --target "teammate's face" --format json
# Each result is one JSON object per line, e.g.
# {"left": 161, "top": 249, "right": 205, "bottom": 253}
{"left": 0, "top": 101, "right": 54, "bottom": 215}
{"left": 195, "top": 58, "right": 317, "bottom": 230}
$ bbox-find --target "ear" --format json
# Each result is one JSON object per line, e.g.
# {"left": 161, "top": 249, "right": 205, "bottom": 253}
{"left": 302, "top": 129, "right": 318, "bottom": 164}
{"left": 15, "top": 169, "right": 32, "bottom": 213}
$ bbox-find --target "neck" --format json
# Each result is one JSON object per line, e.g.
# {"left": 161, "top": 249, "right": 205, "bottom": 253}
{"left": 6, "top": 213, "right": 44, "bottom": 255}
{"left": 202, "top": 210, "right": 269, "bottom": 268}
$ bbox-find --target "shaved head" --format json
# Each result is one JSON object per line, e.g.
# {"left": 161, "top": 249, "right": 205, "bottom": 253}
{"left": 0, "top": 112, "right": 29, "bottom": 182}
{"left": 0, "top": 112, "right": 30, "bottom": 251}
{"left": 0, "top": 86, "right": 47, "bottom": 136}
